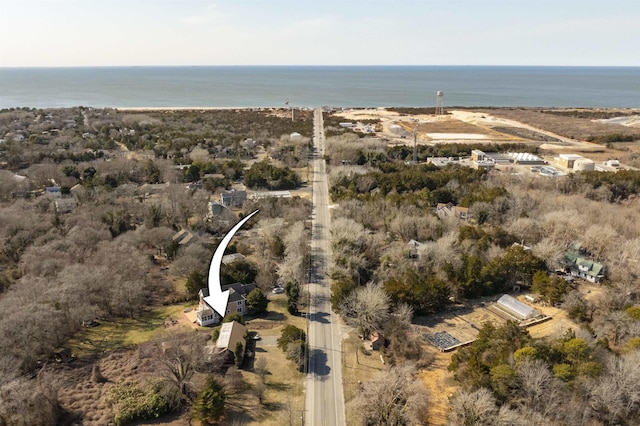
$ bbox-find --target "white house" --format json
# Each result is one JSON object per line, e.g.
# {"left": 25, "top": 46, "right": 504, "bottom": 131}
{"left": 195, "top": 283, "right": 256, "bottom": 326}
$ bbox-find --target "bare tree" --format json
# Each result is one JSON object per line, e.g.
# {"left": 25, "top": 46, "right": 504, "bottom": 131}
{"left": 351, "top": 364, "right": 428, "bottom": 426}
{"left": 156, "top": 332, "right": 209, "bottom": 399}
{"left": 448, "top": 387, "right": 498, "bottom": 426}
{"left": 340, "top": 282, "right": 390, "bottom": 338}
{"left": 587, "top": 350, "right": 640, "bottom": 424}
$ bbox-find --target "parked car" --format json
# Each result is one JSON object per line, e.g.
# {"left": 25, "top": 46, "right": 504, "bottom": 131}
{"left": 272, "top": 286, "right": 284, "bottom": 294}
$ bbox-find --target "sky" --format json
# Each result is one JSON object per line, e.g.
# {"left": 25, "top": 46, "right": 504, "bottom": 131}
{"left": 1, "top": 0, "right": 639, "bottom": 67}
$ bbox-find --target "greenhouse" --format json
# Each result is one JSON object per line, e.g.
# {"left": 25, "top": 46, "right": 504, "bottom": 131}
{"left": 497, "top": 294, "right": 539, "bottom": 320}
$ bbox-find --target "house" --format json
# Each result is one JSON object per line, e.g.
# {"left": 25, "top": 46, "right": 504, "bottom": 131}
{"left": 215, "top": 321, "right": 247, "bottom": 363}
{"left": 220, "top": 189, "right": 247, "bottom": 208}
{"left": 564, "top": 251, "right": 606, "bottom": 283}
{"left": 45, "top": 186, "right": 62, "bottom": 199}
{"left": 195, "top": 282, "right": 257, "bottom": 326}
{"left": 370, "top": 331, "right": 386, "bottom": 351}
{"left": 222, "top": 253, "right": 246, "bottom": 265}
{"left": 172, "top": 229, "right": 193, "bottom": 246}
{"left": 435, "top": 202, "right": 469, "bottom": 221}
{"left": 54, "top": 198, "right": 76, "bottom": 213}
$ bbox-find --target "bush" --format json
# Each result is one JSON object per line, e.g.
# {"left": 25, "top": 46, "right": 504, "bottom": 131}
{"left": 106, "top": 381, "right": 177, "bottom": 426}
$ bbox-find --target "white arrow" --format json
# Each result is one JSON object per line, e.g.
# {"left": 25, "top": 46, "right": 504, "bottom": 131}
{"left": 203, "top": 209, "right": 260, "bottom": 318}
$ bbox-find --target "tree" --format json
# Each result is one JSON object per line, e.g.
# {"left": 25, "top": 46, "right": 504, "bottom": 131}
{"left": 531, "top": 271, "right": 569, "bottom": 305}
{"left": 277, "top": 325, "right": 306, "bottom": 352}
{"left": 220, "top": 260, "right": 257, "bottom": 286}
{"left": 340, "top": 282, "right": 390, "bottom": 338}
{"left": 143, "top": 159, "right": 161, "bottom": 183}
{"left": 245, "top": 288, "right": 268, "bottom": 316}
{"left": 185, "top": 270, "right": 206, "bottom": 298}
{"left": 384, "top": 268, "right": 450, "bottom": 314}
{"left": 193, "top": 376, "right": 226, "bottom": 425}
{"left": 223, "top": 312, "right": 244, "bottom": 324}
{"left": 234, "top": 341, "right": 244, "bottom": 368}
{"left": 285, "top": 280, "right": 300, "bottom": 314}
{"left": 184, "top": 164, "right": 201, "bottom": 182}
{"left": 448, "top": 387, "right": 498, "bottom": 426}
{"left": 255, "top": 357, "right": 268, "bottom": 384}
{"left": 352, "top": 364, "right": 428, "bottom": 426}
{"left": 156, "top": 332, "right": 207, "bottom": 398}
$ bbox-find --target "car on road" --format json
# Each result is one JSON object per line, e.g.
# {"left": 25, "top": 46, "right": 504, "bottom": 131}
{"left": 272, "top": 286, "right": 284, "bottom": 294}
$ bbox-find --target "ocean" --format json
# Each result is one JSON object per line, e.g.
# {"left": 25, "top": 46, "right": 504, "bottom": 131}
{"left": 1, "top": 66, "right": 639, "bottom": 109}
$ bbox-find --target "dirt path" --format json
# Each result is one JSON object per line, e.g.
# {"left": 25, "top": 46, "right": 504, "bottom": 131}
{"left": 421, "top": 350, "right": 457, "bottom": 425}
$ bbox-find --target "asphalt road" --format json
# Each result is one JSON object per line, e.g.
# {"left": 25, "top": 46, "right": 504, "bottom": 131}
{"left": 304, "top": 108, "right": 346, "bottom": 426}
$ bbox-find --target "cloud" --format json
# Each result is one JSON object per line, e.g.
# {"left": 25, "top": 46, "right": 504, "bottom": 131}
{"left": 180, "top": 4, "right": 228, "bottom": 26}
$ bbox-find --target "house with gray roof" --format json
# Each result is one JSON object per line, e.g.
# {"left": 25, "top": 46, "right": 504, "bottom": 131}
{"left": 195, "top": 282, "right": 256, "bottom": 326}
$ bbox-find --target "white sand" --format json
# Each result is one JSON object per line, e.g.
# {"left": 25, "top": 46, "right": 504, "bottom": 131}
{"left": 426, "top": 133, "right": 489, "bottom": 140}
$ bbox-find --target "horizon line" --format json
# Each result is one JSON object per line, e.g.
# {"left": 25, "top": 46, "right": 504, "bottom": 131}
{"left": 2, "top": 64, "right": 640, "bottom": 69}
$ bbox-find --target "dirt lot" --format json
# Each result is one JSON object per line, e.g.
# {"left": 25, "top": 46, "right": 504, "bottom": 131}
{"left": 473, "top": 108, "right": 640, "bottom": 142}
{"left": 334, "top": 107, "right": 640, "bottom": 167}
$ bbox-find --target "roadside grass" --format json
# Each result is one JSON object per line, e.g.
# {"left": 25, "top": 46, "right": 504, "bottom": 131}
{"left": 67, "top": 304, "right": 192, "bottom": 359}
{"left": 341, "top": 331, "right": 386, "bottom": 426}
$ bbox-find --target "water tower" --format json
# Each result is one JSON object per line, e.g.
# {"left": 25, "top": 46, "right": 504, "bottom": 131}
{"left": 435, "top": 91, "right": 444, "bottom": 115}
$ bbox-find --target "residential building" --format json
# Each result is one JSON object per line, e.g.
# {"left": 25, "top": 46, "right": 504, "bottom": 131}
{"left": 435, "top": 202, "right": 469, "bottom": 221}
{"left": 195, "top": 282, "right": 256, "bottom": 326}
{"left": 172, "top": 229, "right": 193, "bottom": 246}
{"left": 54, "top": 198, "right": 76, "bottom": 214}
{"left": 564, "top": 251, "right": 606, "bottom": 283}
{"left": 220, "top": 189, "right": 246, "bottom": 208}
{"left": 215, "top": 321, "right": 247, "bottom": 364}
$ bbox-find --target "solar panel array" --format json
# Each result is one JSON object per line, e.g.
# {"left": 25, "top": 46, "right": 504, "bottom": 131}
{"left": 424, "top": 331, "right": 461, "bottom": 350}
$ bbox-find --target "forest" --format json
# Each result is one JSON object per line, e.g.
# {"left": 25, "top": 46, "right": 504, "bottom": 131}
{"left": 325, "top": 130, "right": 640, "bottom": 425}
{"left": 0, "top": 107, "right": 313, "bottom": 425}
{"left": 2, "top": 106, "right": 640, "bottom": 424}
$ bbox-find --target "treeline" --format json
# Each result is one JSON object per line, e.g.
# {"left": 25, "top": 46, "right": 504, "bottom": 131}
{"left": 330, "top": 162, "right": 491, "bottom": 206}
{"left": 0, "top": 107, "right": 313, "bottom": 171}
{"left": 588, "top": 133, "right": 640, "bottom": 144}
{"left": 325, "top": 123, "right": 640, "bottom": 424}
{"left": 448, "top": 322, "right": 640, "bottom": 425}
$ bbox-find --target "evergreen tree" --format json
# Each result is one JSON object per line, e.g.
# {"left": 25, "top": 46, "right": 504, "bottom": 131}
{"left": 192, "top": 376, "right": 226, "bottom": 425}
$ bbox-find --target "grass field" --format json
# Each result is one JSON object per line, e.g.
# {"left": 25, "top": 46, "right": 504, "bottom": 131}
{"left": 67, "top": 304, "right": 193, "bottom": 359}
